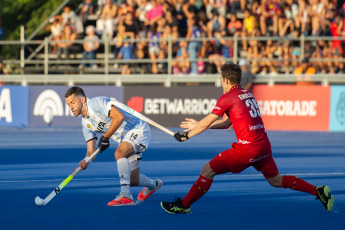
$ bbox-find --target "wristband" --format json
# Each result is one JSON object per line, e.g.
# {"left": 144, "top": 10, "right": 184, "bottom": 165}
{"left": 84, "top": 156, "right": 93, "bottom": 164}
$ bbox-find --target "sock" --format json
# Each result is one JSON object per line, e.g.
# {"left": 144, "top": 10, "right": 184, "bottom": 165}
{"left": 117, "top": 158, "right": 131, "bottom": 196}
{"left": 182, "top": 175, "right": 213, "bottom": 208}
{"left": 282, "top": 175, "right": 317, "bottom": 196}
{"left": 138, "top": 174, "right": 156, "bottom": 189}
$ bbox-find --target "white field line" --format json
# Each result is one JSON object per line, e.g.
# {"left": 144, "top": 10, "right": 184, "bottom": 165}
{"left": 1, "top": 172, "right": 344, "bottom": 183}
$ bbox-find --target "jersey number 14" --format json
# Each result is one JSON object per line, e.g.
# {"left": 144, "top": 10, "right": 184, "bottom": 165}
{"left": 245, "top": 99, "right": 261, "bottom": 118}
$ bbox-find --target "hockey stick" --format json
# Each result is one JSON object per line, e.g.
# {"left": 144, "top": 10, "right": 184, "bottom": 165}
{"left": 112, "top": 100, "right": 175, "bottom": 136}
{"left": 34, "top": 148, "right": 100, "bottom": 206}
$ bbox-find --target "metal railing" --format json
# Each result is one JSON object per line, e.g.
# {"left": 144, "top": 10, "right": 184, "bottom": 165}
{"left": 1, "top": 33, "right": 345, "bottom": 87}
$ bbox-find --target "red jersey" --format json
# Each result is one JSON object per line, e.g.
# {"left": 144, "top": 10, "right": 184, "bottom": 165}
{"left": 211, "top": 85, "right": 267, "bottom": 145}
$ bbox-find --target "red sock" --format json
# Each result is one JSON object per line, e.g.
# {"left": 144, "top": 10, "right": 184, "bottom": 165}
{"left": 181, "top": 175, "right": 213, "bottom": 208}
{"left": 282, "top": 175, "right": 317, "bottom": 196}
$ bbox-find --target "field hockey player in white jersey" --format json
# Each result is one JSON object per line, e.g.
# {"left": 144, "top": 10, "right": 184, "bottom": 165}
{"left": 65, "top": 86, "right": 163, "bottom": 206}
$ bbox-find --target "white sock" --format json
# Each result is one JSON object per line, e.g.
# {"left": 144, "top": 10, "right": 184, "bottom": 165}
{"left": 138, "top": 174, "right": 156, "bottom": 189}
{"left": 117, "top": 158, "right": 131, "bottom": 196}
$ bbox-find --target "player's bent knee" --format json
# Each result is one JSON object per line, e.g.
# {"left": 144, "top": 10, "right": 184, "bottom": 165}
{"left": 267, "top": 174, "right": 283, "bottom": 188}
{"left": 201, "top": 163, "right": 216, "bottom": 179}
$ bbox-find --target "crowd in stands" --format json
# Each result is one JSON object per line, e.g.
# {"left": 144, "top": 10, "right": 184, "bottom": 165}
{"left": 44, "top": 0, "right": 345, "bottom": 75}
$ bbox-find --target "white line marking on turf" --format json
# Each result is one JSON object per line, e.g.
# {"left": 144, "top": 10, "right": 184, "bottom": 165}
{"left": 0, "top": 172, "right": 344, "bottom": 183}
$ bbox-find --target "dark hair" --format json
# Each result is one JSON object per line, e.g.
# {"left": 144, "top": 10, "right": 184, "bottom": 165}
{"left": 65, "top": 86, "right": 86, "bottom": 98}
{"left": 220, "top": 63, "right": 242, "bottom": 84}
{"left": 211, "top": 8, "right": 219, "bottom": 17}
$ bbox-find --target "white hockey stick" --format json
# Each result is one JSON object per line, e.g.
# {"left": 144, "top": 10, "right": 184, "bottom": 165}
{"left": 34, "top": 148, "right": 100, "bottom": 206}
{"left": 112, "top": 100, "right": 175, "bottom": 136}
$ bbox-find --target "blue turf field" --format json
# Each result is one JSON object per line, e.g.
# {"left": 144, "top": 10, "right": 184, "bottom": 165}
{"left": 0, "top": 127, "right": 344, "bottom": 230}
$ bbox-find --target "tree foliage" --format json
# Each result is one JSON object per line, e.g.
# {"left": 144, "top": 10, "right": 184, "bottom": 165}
{"left": 0, "top": 0, "right": 81, "bottom": 59}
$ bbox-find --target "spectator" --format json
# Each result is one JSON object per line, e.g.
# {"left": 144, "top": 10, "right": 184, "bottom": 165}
{"left": 161, "top": 24, "right": 179, "bottom": 57}
{"left": 206, "top": 8, "right": 226, "bottom": 46}
{"left": 294, "top": 57, "right": 316, "bottom": 85}
{"left": 56, "top": 6, "right": 81, "bottom": 33}
{"left": 246, "top": 29, "right": 263, "bottom": 74}
{"left": 117, "top": 35, "right": 135, "bottom": 74}
{"left": 147, "top": 22, "right": 163, "bottom": 73}
{"left": 96, "top": 0, "right": 117, "bottom": 39}
{"left": 241, "top": 9, "right": 256, "bottom": 51}
{"left": 264, "top": 40, "right": 279, "bottom": 75}
{"left": 136, "top": 0, "right": 153, "bottom": 30}
{"left": 96, "top": 0, "right": 107, "bottom": 16}
{"left": 186, "top": 16, "right": 204, "bottom": 75}
{"left": 56, "top": 25, "right": 79, "bottom": 60}
{"left": 294, "top": 0, "right": 309, "bottom": 35}
{"left": 239, "top": 59, "right": 255, "bottom": 92}
{"left": 278, "top": 4, "right": 294, "bottom": 36}
{"left": 113, "top": 24, "right": 126, "bottom": 67}
{"left": 259, "top": 0, "right": 282, "bottom": 36}
{"left": 78, "top": 0, "right": 95, "bottom": 29}
{"left": 79, "top": 25, "right": 100, "bottom": 69}
{"left": 117, "top": 0, "right": 135, "bottom": 26}
{"left": 44, "top": 17, "right": 63, "bottom": 54}
{"left": 205, "top": 0, "right": 227, "bottom": 19}
{"left": 145, "top": 0, "right": 163, "bottom": 26}
{"left": 172, "top": 40, "right": 190, "bottom": 74}
{"left": 122, "top": 11, "right": 140, "bottom": 38}
{"left": 165, "top": 10, "right": 180, "bottom": 37}
{"left": 228, "top": 14, "right": 242, "bottom": 36}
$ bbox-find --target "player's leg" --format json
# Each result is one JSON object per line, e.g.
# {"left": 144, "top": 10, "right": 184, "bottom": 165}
{"left": 161, "top": 162, "right": 215, "bottom": 214}
{"left": 258, "top": 155, "right": 334, "bottom": 211}
{"left": 107, "top": 142, "right": 136, "bottom": 206}
{"left": 127, "top": 124, "right": 163, "bottom": 201}
{"left": 161, "top": 146, "right": 244, "bottom": 214}
{"left": 128, "top": 153, "right": 163, "bottom": 201}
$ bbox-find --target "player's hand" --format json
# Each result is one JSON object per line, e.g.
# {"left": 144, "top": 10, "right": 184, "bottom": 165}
{"left": 98, "top": 136, "right": 110, "bottom": 153}
{"left": 78, "top": 159, "right": 89, "bottom": 171}
{"left": 174, "top": 131, "right": 189, "bottom": 142}
{"left": 180, "top": 118, "right": 198, "bottom": 131}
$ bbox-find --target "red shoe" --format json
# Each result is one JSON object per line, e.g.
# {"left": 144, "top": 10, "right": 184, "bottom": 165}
{"left": 137, "top": 179, "right": 163, "bottom": 201}
{"left": 107, "top": 193, "right": 135, "bottom": 206}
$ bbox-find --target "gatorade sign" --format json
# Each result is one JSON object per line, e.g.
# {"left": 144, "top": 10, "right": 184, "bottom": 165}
{"left": 253, "top": 85, "right": 330, "bottom": 131}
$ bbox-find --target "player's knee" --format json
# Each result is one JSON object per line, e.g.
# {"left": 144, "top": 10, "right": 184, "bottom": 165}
{"left": 201, "top": 163, "right": 216, "bottom": 179}
{"left": 267, "top": 174, "right": 283, "bottom": 188}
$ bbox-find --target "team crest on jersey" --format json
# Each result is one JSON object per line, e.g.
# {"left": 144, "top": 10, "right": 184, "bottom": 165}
{"left": 87, "top": 124, "right": 92, "bottom": 129}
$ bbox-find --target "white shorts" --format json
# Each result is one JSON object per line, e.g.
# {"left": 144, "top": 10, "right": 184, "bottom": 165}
{"left": 118, "top": 122, "right": 151, "bottom": 170}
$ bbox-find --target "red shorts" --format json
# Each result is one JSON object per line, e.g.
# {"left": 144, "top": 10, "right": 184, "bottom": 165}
{"left": 209, "top": 139, "right": 279, "bottom": 179}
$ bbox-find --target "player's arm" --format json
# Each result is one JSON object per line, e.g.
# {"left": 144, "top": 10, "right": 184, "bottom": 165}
{"left": 103, "top": 105, "right": 125, "bottom": 138}
{"left": 187, "top": 113, "right": 220, "bottom": 138}
{"left": 79, "top": 138, "right": 97, "bottom": 170}
{"left": 208, "top": 116, "right": 232, "bottom": 129}
{"left": 181, "top": 115, "right": 231, "bottom": 131}
{"left": 97, "top": 105, "right": 125, "bottom": 153}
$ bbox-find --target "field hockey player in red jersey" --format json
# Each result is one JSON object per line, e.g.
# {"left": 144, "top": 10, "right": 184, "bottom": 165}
{"left": 160, "top": 63, "right": 334, "bottom": 214}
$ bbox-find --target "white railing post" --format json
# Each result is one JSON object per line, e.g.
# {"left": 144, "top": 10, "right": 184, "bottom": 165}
{"left": 20, "top": 26, "right": 25, "bottom": 74}
{"left": 44, "top": 37, "right": 49, "bottom": 75}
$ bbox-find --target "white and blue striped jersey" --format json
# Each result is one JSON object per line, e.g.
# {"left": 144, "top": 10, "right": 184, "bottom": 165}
{"left": 82, "top": 97, "right": 146, "bottom": 143}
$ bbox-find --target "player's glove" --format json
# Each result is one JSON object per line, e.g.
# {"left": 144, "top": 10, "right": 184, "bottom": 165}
{"left": 98, "top": 136, "right": 110, "bottom": 153}
{"left": 174, "top": 131, "right": 189, "bottom": 142}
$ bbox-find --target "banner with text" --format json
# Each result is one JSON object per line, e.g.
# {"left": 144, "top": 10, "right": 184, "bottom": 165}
{"left": 29, "top": 86, "right": 123, "bottom": 127}
{"left": 0, "top": 86, "right": 29, "bottom": 127}
{"left": 329, "top": 85, "right": 345, "bottom": 131}
{"left": 252, "top": 85, "right": 330, "bottom": 131}
{"left": 124, "top": 86, "right": 222, "bottom": 126}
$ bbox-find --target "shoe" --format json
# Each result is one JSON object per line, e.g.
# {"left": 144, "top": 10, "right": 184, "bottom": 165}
{"left": 161, "top": 197, "right": 191, "bottom": 214}
{"left": 107, "top": 192, "right": 135, "bottom": 206}
{"left": 316, "top": 186, "right": 334, "bottom": 211}
{"left": 137, "top": 179, "right": 163, "bottom": 201}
